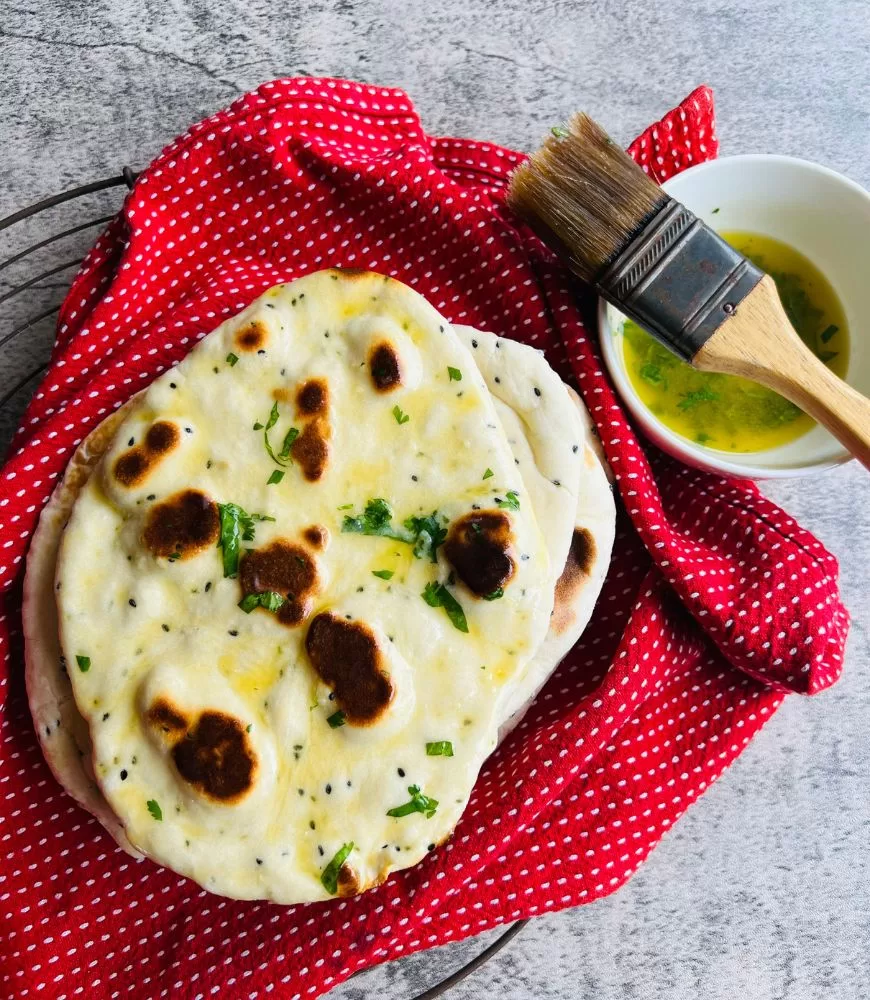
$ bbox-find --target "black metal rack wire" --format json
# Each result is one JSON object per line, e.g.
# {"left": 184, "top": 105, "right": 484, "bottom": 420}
{"left": 0, "top": 173, "right": 528, "bottom": 998}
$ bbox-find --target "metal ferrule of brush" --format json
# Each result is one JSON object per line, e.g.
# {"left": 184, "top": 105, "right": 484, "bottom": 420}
{"left": 596, "top": 201, "right": 765, "bottom": 360}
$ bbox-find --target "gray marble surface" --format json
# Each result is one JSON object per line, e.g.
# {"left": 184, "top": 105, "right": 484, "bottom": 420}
{"left": 1, "top": 1, "right": 868, "bottom": 997}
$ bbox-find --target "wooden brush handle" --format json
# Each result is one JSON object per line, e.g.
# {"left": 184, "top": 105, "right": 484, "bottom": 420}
{"left": 694, "top": 274, "right": 870, "bottom": 469}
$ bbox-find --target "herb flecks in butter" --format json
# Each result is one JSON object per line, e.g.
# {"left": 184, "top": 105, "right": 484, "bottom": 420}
{"left": 226, "top": 353, "right": 239, "bottom": 367}
{"left": 447, "top": 366, "right": 462, "bottom": 382}
{"left": 327, "top": 710, "right": 346, "bottom": 729}
{"left": 677, "top": 386, "right": 719, "bottom": 411}
{"left": 321, "top": 842, "right": 354, "bottom": 894}
{"left": 422, "top": 581, "right": 469, "bottom": 633}
{"left": 372, "top": 569, "right": 394, "bottom": 580}
{"left": 147, "top": 799, "right": 163, "bottom": 821}
{"left": 76, "top": 654, "right": 91, "bottom": 672}
{"left": 387, "top": 785, "right": 439, "bottom": 819}
{"left": 426, "top": 741, "right": 454, "bottom": 757}
{"left": 392, "top": 405, "right": 410, "bottom": 425}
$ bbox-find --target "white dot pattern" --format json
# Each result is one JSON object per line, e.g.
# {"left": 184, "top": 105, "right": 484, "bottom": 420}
{"left": 0, "top": 79, "right": 849, "bottom": 998}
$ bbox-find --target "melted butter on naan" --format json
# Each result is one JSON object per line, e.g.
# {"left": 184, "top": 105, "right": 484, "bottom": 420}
{"left": 57, "top": 271, "right": 557, "bottom": 902}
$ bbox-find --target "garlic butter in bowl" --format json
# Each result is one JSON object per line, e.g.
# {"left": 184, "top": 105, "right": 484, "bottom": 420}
{"left": 599, "top": 154, "right": 870, "bottom": 478}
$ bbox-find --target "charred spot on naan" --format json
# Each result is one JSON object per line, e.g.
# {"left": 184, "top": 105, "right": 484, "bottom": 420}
{"left": 234, "top": 320, "right": 268, "bottom": 352}
{"left": 145, "top": 421, "right": 179, "bottom": 454}
{"left": 444, "top": 510, "right": 516, "bottom": 598}
{"left": 305, "top": 613, "right": 394, "bottom": 725}
{"left": 368, "top": 341, "right": 402, "bottom": 392}
{"left": 146, "top": 697, "right": 190, "bottom": 744}
{"left": 113, "top": 421, "right": 181, "bottom": 488}
{"left": 327, "top": 266, "right": 370, "bottom": 279}
{"left": 551, "top": 527, "right": 597, "bottom": 636}
{"left": 296, "top": 378, "right": 328, "bottom": 416}
{"left": 143, "top": 489, "right": 220, "bottom": 560}
{"left": 291, "top": 418, "right": 331, "bottom": 482}
{"left": 240, "top": 540, "right": 320, "bottom": 627}
{"left": 172, "top": 711, "right": 257, "bottom": 803}
{"left": 337, "top": 863, "right": 361, "bottom": 897}
{"left": 303, "top": 525, "right": 329, "bottom": 550}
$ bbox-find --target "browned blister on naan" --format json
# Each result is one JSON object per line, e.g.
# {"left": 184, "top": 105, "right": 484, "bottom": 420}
{"left": 143, "top": 490, "right": 220, "bottom": 560}
{"left": 113, "top": 420, "right": 181, "bottom": 488}
{"left": 305, "top": 612, "right": 395, "bottom": 725}
{"left": 444, "top": 510, "right": 516, "bottom": 597}
{"left": 239, "top": 539, "right": 320, "bottom": 627}
{"left": 551, "top": 527, "right": 597, "bottom": 636}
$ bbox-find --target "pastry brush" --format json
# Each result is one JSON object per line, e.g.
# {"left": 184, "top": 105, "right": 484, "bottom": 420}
{"left": 508, "top": 114, "right": 870, "bottom": 469}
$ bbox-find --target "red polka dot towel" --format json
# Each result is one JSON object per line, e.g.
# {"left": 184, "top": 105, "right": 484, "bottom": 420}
{"left": 0, "top": 78, "right": 849, "bottom": 999}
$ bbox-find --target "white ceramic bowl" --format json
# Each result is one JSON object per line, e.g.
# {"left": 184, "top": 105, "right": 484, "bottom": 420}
{"left": 598, "top": 154, "right": 870, "bottom": 478}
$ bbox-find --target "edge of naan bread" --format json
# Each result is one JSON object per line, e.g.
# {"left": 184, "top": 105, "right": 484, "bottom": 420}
{"left": 452, "top": 326, "right": 615, "bottom": 739}
{"left": 497, "top": 387, "right": 616, "bottom": 741}
{"left": 454, "top": 325, "right": 585, "bottom": 593}
{"left": 23, "top": 402, "right": 142, "bottom": 859}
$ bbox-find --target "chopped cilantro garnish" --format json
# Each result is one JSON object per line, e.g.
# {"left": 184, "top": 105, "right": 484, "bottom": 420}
{"left": 405, "top": 513, "right": 448, "bottom": 562}
{"left": 216, "top": 502, "right": 273, "bottom": 577}
{"left": 483, "top": 588, "right": 504, "bottom": 601}
{"left": 422, "top": 581, "right": 468, "bottom": 633}
{"left": 226, "top": 353, "right": 239, "bottom": 366}
{"left": 147, "top": 799, "right": 163, "bottom": 821}
{"left": 327, "top": 710, "right": 346, "bottom": 728}
{"left": 76, "top": 654, "right": 90, "bottom": 673}
{"left": 482, "top": 468, "right": 494, "bottom": 480}
{"left": 447, "top": 366, "right": 462, "bottom": 382}
{"left": 372, "top": 569, "right": 394, "bottom": 580}
{"left": 259, "top": 402, "right": 300, "bottom": 469}
{"left": 343, "top": 499, "right": 448, "bottom": 562}
{"left": 426, "top": 741, "right": 454, "bottom": 757}
{"left": 337, "top": 503, "right": 354, "bottom": 510}
{"left": 819, "top": 324, "right": 838, "bottom": 344}
{"left": 818, "top": 350, "right": 839, "bottom": 364}
{"left": 321, "top": 842, "right": 354, "bottom": 894}
{"left": 495, "top": 491, "right": 520, "bottom": 511}
{"left": 343, "top": 498, "right": 404, "bottom": 538}
{"left": 677, "top": 386, "right": 719, "bottom": 411}
{"left": 267, "top": 469, "right": 285, "bottom": 485}
{"left": 238, "top": 591, "right": 286, "bottom": 614}
{"left": 550, "top": 125, "right": 570, "bottom": 139}
{"left": 392, "top": 405, "right": 410, "bottom": 425}
{"left": 387, "top": 785, "right": 439, "bottom": 819}
{"left": 278, "top": 426, "right": 300, "bottom": 461}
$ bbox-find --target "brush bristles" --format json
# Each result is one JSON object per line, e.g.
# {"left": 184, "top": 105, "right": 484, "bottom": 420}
{"left": 508, "top": 113, "right": 669, "bottom": 283}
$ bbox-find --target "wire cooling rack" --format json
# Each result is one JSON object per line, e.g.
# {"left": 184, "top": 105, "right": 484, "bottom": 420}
{"left": 0, "top": 175, "right": 528, "bottom": 998}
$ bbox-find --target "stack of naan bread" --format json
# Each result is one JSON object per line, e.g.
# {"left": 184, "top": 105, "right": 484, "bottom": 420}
{"left": 24, "top": 270, "right": 614, "bottom": 903}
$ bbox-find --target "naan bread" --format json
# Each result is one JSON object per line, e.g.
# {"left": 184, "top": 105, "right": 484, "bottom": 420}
{"left": 55, "top": 271, "right": 561, "bottom": 902}
{"left": 27, "top": 321, "right": 614, "bottom": 876}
